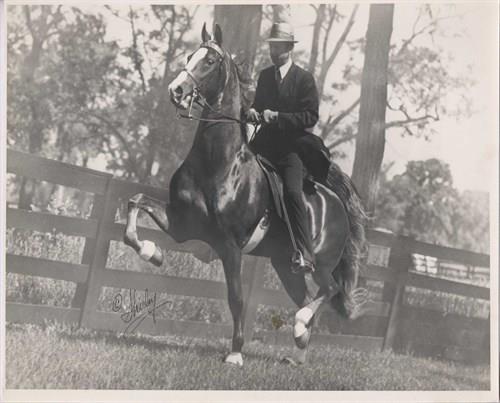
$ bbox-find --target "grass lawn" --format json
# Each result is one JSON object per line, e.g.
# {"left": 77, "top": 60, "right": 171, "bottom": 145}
{"left": 5, "top": 322, "right": 489, "bottom": 390}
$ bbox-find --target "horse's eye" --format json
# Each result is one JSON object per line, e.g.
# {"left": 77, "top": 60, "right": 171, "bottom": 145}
{"left": 207, "top": 59, "right": 215, "bottom": 65}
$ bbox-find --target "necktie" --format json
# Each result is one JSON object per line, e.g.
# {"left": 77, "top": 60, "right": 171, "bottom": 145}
{"left": 275, "top": 68, "right": 282, "bottom": 87}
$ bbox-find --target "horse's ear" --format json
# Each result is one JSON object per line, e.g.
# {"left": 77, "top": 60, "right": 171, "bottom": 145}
{"left": 214, "top": 24, "right": 223, "bottom": 46}
{"left": 201, "top": 22, "right": 211, "bottom": 42}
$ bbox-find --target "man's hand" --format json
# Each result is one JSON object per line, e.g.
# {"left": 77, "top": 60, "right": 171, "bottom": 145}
{"left": 246, "top": 108, "right": 261, "bottom": 124}
{"left": 262, "top": 109, "right": 278, "bottom": 124}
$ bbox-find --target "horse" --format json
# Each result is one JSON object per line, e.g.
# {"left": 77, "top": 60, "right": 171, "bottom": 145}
{"left": 123, "top": 23, "right": 368, "bottom": 366}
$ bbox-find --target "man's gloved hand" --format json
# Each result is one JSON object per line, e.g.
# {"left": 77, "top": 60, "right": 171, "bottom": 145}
{"left": 246, "top": 108, "right": 261, "bottom": 124}
{"left": 262, "top": 109, "right": 278, "bottom": 124}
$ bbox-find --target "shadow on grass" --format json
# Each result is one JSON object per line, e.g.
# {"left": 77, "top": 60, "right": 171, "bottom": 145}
{"left": 43, "top": 324, "right": 283, "bottom": 362}
{"left": 7, "top": 322, "right": 343, "bottom": 366}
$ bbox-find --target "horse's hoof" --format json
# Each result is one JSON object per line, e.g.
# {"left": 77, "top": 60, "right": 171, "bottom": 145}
{"left": 139, "top": 240, "right": 163, "bottom": 266}
{"left": 224, "top": 352, "right": 243, "bottom": 366}
{"left": 294, "top": 329, "right": 311, "bottom": 350}
{"left": 281, "top": 356, "right": 298, "bottom": 366}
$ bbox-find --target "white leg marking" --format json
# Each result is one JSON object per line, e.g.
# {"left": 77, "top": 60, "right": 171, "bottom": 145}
{"left": 225, "top": 352, "right": 243, "bottom": 366}
{"left": 294, "top": 322, "right": 308, "bottom": 338}
{"left": 139, "top": 240, "right": 157, "bottom": 261}
{"left": 295, "top": 307, "right": 314, "bottom": 325}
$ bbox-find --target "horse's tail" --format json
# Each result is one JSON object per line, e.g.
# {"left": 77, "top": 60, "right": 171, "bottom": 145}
{"left": 324, "top": 162, "right": 370, "bottom": 320}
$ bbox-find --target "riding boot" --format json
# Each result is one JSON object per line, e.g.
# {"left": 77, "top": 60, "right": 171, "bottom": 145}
{"left": 284, "top": 190, "right": 316, "bottom": 274}
{"left": 278, "top": 152, "right": 315, "bottom": 275}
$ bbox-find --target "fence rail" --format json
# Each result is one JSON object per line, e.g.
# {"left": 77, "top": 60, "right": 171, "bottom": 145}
{"left": 5, "top": 149, "right": 491, "bottom": 362}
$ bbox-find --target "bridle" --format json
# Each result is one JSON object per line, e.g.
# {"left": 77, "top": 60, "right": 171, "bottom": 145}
{"left": 175, "top": 41, "right": 258, "bottom": 130}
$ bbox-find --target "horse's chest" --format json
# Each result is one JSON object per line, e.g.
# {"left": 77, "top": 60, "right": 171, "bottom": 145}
{"left": 214, "top": 163, "right": 243, "bottom": 214}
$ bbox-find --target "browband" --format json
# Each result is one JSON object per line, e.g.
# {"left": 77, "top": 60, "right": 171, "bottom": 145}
{"left": 201, "top": 40, "right": 225, "bottom": 59}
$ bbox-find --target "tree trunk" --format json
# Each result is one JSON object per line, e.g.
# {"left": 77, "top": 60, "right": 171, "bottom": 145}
{"left": 18, "top": 14, "right": 45, "bottom": 210}
{"left": 213, "top": 5, "right": 262, "bottom": 105}
{"left": 308, "top": 5, "right": 326, "bottom": 76}
{"left": 351, "top": 4, "right": 394, "bottom": 213}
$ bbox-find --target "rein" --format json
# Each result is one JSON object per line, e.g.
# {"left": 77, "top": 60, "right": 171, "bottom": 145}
{"left": 175, "top": 88, "right": 243, "bottom": 125}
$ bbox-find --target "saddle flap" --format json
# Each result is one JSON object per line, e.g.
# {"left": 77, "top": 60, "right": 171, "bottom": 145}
{"left": 255, "top": 155, "right": 285, "bottom": 218}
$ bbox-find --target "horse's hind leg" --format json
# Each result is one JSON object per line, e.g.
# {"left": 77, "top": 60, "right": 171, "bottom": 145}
{"left": 124, "top": 193, "right": 170, "bottom": 266}
{"left": 270, "top": 258, "right": 316, "bottom": 365}
{"left": 293, "top": 265, "right": 341, "bottom": 349}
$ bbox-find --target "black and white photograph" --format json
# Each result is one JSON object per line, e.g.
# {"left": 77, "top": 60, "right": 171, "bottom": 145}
{"left": 1, "top": 1, "right": 498, "bottom": 402}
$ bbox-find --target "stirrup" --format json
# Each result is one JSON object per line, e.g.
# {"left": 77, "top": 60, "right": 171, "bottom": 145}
{"left": 291, "top": 250, "right": 315, "bottom": 274}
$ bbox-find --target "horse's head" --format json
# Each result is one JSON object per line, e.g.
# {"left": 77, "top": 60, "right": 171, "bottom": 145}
{"left": 168, "top": 23, "right": 228, "bottom": 110}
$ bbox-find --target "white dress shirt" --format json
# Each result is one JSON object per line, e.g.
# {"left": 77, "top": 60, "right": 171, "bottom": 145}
{"left": 277, "top": 58, "right": 293, "bottom": 81}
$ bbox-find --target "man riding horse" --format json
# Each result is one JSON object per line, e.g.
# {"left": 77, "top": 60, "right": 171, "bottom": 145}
{"left": 124, "top": 22, "right": 367, "bottom": 366}
{"left": 247, "top": 22, "right": 331, "bottom": 275}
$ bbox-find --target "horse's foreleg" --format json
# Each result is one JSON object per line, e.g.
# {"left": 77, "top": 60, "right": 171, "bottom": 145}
{"left": 124, "top": 193, "right": 169, "bottom": 266}
{"left": 220, "top": 246, "right": 244, "bottom": 366}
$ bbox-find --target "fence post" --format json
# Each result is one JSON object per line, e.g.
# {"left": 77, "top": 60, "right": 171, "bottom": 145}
{"left": 382, "top": 235, "right": 412, "bottom": 351}
{"left": 78, "top": 178, "right": 118, "bottom": 328}
{"left": 71, "top": 193, "right": 106, "bottom": 309}
{"left": 242, "top": 256, "right": 265, "bottom": 342}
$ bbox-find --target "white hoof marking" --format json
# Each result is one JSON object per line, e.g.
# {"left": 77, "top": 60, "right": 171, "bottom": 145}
{"left": 225, "top": 352, "right": 243, "bottom": 366}
{"left": 295, "top": 307, "right": 313, "bottom": 326}
{"left": 139, "top": 240, "right": 156, "bottom": 261}
{"left": 294, "top": 322, "right": 307, "bottom": 338}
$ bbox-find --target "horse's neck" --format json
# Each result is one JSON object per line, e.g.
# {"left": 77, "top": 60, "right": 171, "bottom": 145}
{"left": 193, "top": 65, "right": 246, "bottom": 170}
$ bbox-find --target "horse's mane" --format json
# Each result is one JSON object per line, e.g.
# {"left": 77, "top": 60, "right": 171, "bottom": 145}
{"left": 232, "top": 59, "right": 253, "bottom": 112}
{"left": 226, "top": 54, "right": 254, "bottom": 144}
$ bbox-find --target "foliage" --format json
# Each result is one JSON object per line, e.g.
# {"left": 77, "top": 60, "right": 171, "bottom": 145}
{"left": 311, "top": 5, "right": 474, "bottom": 157}
{"left": 7, "top": 5, "right": 478, "bottom": 211}
{"left": 7, "top": 5, "right": 200, "bottom": 207}
{"left": 374, "top": 159, "right": 489, "bottom": 253}
{"left": 6, "top": 322, "right": 489, "bottom": 390}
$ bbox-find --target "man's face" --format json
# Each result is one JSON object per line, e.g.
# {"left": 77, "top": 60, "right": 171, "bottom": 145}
{"left": 269, "top": 42, "right": 293, "bottom": 66}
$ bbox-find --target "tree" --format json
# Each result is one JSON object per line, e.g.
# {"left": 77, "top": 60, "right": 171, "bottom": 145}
{"left": 351, "top": 4, "right": 394, "bottom": 212}
{"left": 305, "top": 4, "right": 475, "bottom": 165}
{"left": 8, "top": 5, "right": 64, "bottom": 209}
{"left": 374, "top": 159, "right": 489, "bottom": 253}
{"left": 213, "top": 5, "right": 262, "bottom": 108}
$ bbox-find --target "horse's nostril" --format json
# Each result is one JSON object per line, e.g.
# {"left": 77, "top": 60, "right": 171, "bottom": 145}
{"left": 174, "top": 86, "right": 183, "bottom": 95}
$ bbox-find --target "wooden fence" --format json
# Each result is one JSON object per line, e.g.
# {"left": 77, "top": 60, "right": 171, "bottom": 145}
{"left": 5, "top": 149, "right": 491, "bottom": 362}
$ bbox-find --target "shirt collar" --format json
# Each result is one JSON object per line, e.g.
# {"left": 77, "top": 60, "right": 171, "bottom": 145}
{"left": 277, "top": 58, "right": 293, "bottom": 80}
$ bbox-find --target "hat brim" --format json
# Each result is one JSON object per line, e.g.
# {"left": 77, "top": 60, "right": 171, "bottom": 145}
{"left": 266, "top": 38, "right": 298, "bottom": 43}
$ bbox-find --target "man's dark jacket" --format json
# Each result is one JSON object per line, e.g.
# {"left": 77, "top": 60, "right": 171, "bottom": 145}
{"left": 249, "top": 62, "right": 331, "bottom": 181}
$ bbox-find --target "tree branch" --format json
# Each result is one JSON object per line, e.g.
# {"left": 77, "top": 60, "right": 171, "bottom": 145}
{"left": 385, "top": 114, "right": 438, "bottom": 130}
{"left": 396, "top": 8, "right": 462, "bottom": 56}
{"left": 309, "top": 4, "right": 325, "bottom": 74}
{"left": 321, "top": 4, "right": 336, "bottom": 68}
{"left": 385, "top": 100, "right": 439, "bottom": 131}
{"left": 325, "top": 4, "right": 358, "bottom": 71}
{"left": 321, "top": 97, "right": 360, "bottom": 138}
{"left": 327, "top": 132, "right": 356, "bottom": 150}
{"left": 86, "top": 111, "right": 139, "bottom": 175}
{"left": 128, "top": 6, "right": 147, "bottom": 94}
{"left": 318, "top": 4, "right": 358, "bottom": 98}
